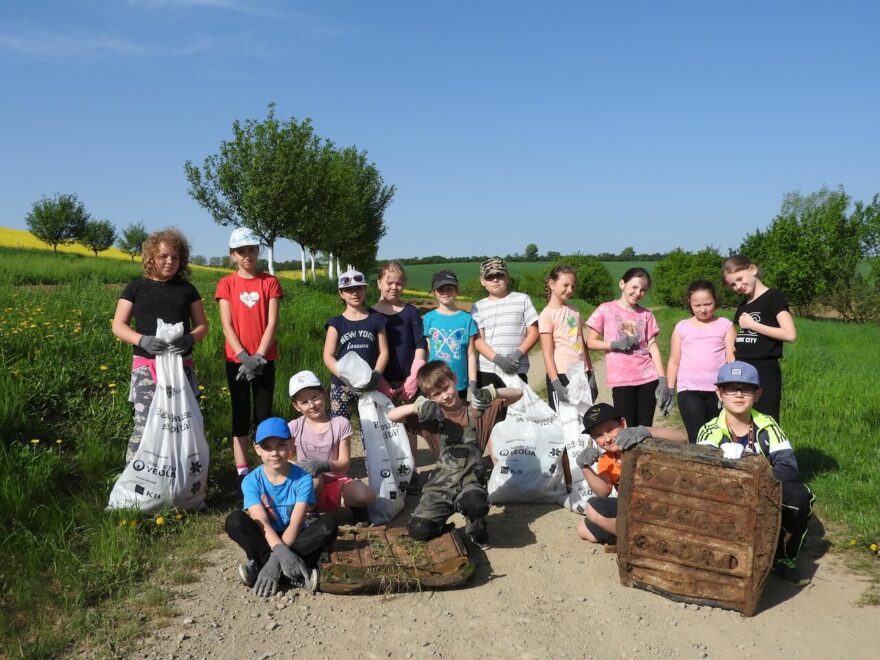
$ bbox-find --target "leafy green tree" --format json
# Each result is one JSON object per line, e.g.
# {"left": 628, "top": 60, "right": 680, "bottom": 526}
{"left": 117, "top": 222, "right": 149, "bottom": 262}
{"left": 25, "top": 193, "right": 89, "bottom": 255}
{"left": 79, "top": 219, "right": 117, "bottom": 257}
{"left": 191, "top": 255, "right": 207, "bottom": 266}
{"left": 556, "top": 256, "right": 614, "bottom": 304}
{"left": 524, "top": 243, "right": 539, "bottom": 260}
{"left": 619, "top": 246, "right": 636, "bottom": 259}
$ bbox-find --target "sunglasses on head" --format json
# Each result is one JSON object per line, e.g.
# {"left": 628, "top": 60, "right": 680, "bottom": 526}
{"left": 339, "top": 274, "right": 366, "bottom": 286}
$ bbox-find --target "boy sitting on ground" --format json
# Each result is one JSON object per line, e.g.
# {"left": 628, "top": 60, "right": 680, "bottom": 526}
{"left": 225, "top": 417, "right": 338, "bottom": 597}
{"left": 697, "top": 361, "right": 815, "bottom": 586}
{"left": 387, "top": 360, "right": 521, "bottom": 548}
{"left": 575, "top": 403, "right": 686, "bottom": 546}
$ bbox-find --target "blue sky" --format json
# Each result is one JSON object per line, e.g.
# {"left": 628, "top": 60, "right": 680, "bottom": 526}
{"left": 2, "top": 1, "right": 878, "bottom": 262}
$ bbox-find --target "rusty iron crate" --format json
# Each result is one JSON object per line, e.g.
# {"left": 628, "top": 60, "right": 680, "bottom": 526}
{"left": 319, "top": 526, "right": 475, "bottom": 595}
{"left": 616, "top": 440, "right": 781, "bottom": 616}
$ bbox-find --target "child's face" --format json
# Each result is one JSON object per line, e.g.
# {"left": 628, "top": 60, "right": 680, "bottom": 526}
{"left": 589, "top": 419, "right": 625, "bottom": 453}
{"left": 155, "top": 242, "right": 181, "bottom": 281}
{"left": 688, "top": 289, "right": 717, "bottom": 321}
{"left": 231, "top": 245, "right": 259, "bottom": 271}
{"left": 424, "top": 378, "right": 460, "bottom": 410}
{"left": 716, "top": 383, "right": 761, "bottom": 415}
{"left": 550, "top": 273, "right": 576, "bottom": 302}
{"left": 254, "top": 437, "right": 292, "bottom": 469}
{"left": 293, "top": 387, "right": 326, "bottom": 420}
{"left": 619, "top": 276, "right": 649, "bottom": 306}
{"left": 480, "top": 273, "right": 509, "bottom": 297}
{"left": 433, "top": 284, "right": 458, "bottom": 304}
{"left": 378, "top": 271, "right": 405, "bottom": 302}
{"left": 339, "top": 286, "right": 367, "bottom": 307}
{"left": 724, "top": 265, "right": 758, "bottom": 296}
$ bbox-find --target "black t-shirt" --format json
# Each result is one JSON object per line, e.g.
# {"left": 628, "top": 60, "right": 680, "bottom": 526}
{"left": 120, "top": 277, "right": 202, "bottom": 358}
{"left": 374, "top": 304, "right": 427, "bottom": 381}
{"left": 325, "top": 312, "right": 387, "bottom": 385}
{"left": 734, "top": 288, "right": 789, "bottom": 360}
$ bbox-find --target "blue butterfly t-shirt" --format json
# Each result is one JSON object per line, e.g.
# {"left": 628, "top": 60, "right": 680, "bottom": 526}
{"left": 423, "top": 309, "right": 478, "bottom": 392}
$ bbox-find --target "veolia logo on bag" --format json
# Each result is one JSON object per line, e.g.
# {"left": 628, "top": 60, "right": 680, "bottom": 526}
{"left": 380, "top": 469, "right": 392, "bottom": 478}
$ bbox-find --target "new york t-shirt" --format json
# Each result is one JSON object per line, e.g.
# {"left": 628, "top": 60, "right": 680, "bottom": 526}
{"left": 325, "top": 312, "right": 387, "bottom": 386}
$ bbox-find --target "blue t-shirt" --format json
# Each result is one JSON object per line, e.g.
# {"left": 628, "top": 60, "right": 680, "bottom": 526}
{"left": 374, "top": 304, "right": 427, "bottom": 381}
{"left": 325, "top": 312, "right": 387, "bottom": 386}
{"left": 423, "top": 309, "right": 478, "bottom": 391}
{"left": 241, "top": 465, "right": 315, "bottom": 534}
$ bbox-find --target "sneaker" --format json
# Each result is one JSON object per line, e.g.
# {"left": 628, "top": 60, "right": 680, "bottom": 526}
{"left": 774, "top": 558, "right": 810, "bottom": 586}
{"left": 238, "top": 560, "right": 258, "bottom": 588}
{"left": 465, "top": 517, "right": 490, "bottom": 550}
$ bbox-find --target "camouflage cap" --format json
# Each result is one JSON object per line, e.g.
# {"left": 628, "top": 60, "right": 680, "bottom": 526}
{"left": 480, "top": 257, "right": 508, "bottom": 279}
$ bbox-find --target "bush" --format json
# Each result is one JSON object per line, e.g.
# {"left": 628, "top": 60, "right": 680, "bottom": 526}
{"left": 551, "top": 256, "right": 614, "bottom": 305}
{"left": 652, "top": 247, "right": 738, "bottom": 309}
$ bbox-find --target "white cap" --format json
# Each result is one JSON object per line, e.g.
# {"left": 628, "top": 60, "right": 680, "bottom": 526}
{"left": 229, "top": 227, "right": 261, "bottom": 249}
{"left": 289, "top": 370, "right": 323, "bottom": 398}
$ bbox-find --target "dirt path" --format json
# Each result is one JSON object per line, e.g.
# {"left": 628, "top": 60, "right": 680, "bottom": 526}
{"left": 122, "top": 351, "right": 875, "bottom": 660}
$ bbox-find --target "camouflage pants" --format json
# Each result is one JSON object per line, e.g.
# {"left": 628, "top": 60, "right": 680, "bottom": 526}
{"left": 126, "top": 364, "right": 198, "bottom": 463}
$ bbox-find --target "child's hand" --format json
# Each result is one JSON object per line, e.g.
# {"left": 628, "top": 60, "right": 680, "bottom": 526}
{"left": 492, "top": 353, "right": 518, "bottom": 374}
{"left": 551, "top": 378, "right": 570, "bottom": 403}
{"left": 138, "top": 335, "right": 168, "bottom": 356}
{"left": 616, "top": 426, "right": 650, "bottom": 451}
{"left": 610, "top": 335, "right": 638, "bottom": 352}
{"left": 413, "top": 396, "right": 443, "bottom": 422}
{"left": 272, "top": 544, "right": 310, "bottom": 584}
{"left": 738, "top": 313, "right": 757, "bottom": 331}
{"left": 655, "top": 377, "right": 674, "bottom": 415}
{"left": 575, "top": 444, "right": 601, "bottom": 468}
{"left": 296, "top": 459, "right": 331, "bottom": 476}
{"left": 253, "top": 555, "right": 282, "bottom": 597}
{"left": 168, "top": 333, "right": 195, "bottom": 355}
{"left": 468, "top": 385, "right": 497, "bottom": 411}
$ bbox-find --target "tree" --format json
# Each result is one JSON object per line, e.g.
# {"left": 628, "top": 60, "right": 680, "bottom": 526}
{"left": 652, "top": 247, "right": 738, "bottom": 309}
{"left": 555, "top": 255, "right": 614, "bottom": 304}
{"left": 524, "top": 243, "right": 539, "bottom": 260}
{"left": 619, "top": 246, "right": 636, "bottom": 259}
{"left": 25, "top": 193, "right": 89, "bottom": 254}
{"left": 79, "top": 219, "right": 117, "bottom": 257}
{"left": 191, "top": 254, "right": 207, "bottom": 266}
{"left": 208, "top": 256, "right": 226, "bottom": 267}
{"left": 117, "top": 222, "right": 149, "bottom": 262}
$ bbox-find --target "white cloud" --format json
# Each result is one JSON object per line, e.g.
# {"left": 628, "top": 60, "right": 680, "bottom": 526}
{"left": 0, "top": 29, "right": 212, "bottom": 58}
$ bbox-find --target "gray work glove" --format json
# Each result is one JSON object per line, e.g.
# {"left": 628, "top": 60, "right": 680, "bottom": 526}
{"left": 507, "top": 349, "right": 525, "bottom": 369}
{"left": 253, "top": 554, "right": 282, "bottom": 597}
{"left": 616, "top": 426, "right": 651, "bottom": 452}
{"left": 609, "top": 335, "right": 638, "bottom": 352}
{"left": 468, "top": 380, "right": 478, "bottom": 399}
{"left": 236, "top": 363, "right": 256, "bottom": 382}
{"left": 413, "top": 395, "right": 443, "bottom": 422}
{"left": 575, "top": 444, "right": 602, "bottom": 468}
{"left": 272, "top": 544, "right": 310, "bottom": 585}
{"left": 655, "top": 377, "right": 674, "bottom": 416}
{"left": 551, "top": 378, "right": 570, "bottom": 403}
{"left": 296, "top": 459, "right": 332, "bottom": 476}
{"left": 353, "top": 371, "right": 382, "bottom": 394}
{"left": 237, "top": 350, "right": 262, "bottom": 372}
{"left": 138, "top": 335, "right": 168, "bottom": 356}
{"left": 468, "top": 384, "right": 497, "bottom": 412}
{"left": 168, "top": 333, "right": 195, "bottom": 355}
{"left": 587, "top": 370, "right": 599, "bottom": 402}
{"left": 491, "top": 353, "right": 518, "bottom": 374}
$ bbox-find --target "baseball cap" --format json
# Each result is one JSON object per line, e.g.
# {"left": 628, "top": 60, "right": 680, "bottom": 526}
{"left": 431, "top": 269, "right": 459, "bottom": 290}
{"left": 229, "top": 227, "right": 261, "bottom": 249}
{"left": 715, "top": 361, "right": 760, "bottom": 387}
{"left": 338, "top": 269, "right": 367, "bottom": 289}
{"left": 289, "top": 370, "right": 323, "bottom": 398}
{"left": 582, "top": 403, "right": 624, "bottom": 435}
{"left": 255, "top": 417, "right": 291, "bottom": 444}
{"left": 480, "top": 257, "right": 508, "bottom": 279}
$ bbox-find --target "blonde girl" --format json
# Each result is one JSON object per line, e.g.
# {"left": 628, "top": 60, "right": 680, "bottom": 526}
{"left": 666, "top": 280, "right": 735, "bottom": 442}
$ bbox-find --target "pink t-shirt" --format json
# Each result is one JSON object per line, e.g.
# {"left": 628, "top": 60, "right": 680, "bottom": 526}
{"left": 674, "top": 316, "right": 733, "bottom": 392}
{"left": 288, "top": 416, "right": 352, "bottom": 481}
{"left": 538, "top": 304, "right": 585, "bottom": 374}
{"left": 586, "top": 301, "right": 660, "bottom": 387}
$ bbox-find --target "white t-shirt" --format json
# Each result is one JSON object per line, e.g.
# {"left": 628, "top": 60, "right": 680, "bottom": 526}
{"left": 471, "top": 291, "right": 539, "bottom": 374}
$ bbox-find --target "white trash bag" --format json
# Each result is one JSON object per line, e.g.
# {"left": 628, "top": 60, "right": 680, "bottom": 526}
{"left": 558, "top": 364, "right": 600, "bottom": 513}
{"left": 487, "top": 378, "right": 567, "bottom": 504}
{"left": 337, "top": 353, "right": 415, "bottom": 525}
{"left": 108, "top": 319, "right": 209, "bottom": 512}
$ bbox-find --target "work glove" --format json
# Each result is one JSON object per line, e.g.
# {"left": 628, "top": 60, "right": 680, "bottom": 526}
{"left": 236, "top": 363, "right": 256, "bottom": 382}
{"left": 253, "top": 554, "right": 282, "bottom": 597}
{"left": 616, "top": 426, "right": 650, "bottom": 452}
{"left": 138, "top": 335, "right": 168, "bottom": 356}
{"left": 491, "top": 353, "right": 518, "bottom": 374}
{"left": 468, "top": 384, "right": 497, "bottom": 412}
{"left": 575, "top": 444, "right": 602, "bottom": 468}
{"left": 468, "top": 380, "right": 478, "bottom": 400}
{"left": 296, "top": 459, "right": 332, "bottom": 476}
{"left": 609, "top": 335, "right": 638, "bottom": 352}
{"left": 352, "top": 371, "right": 382, "bottom": 394}
{"left": 587, "top": 370, "right": 599, "bottom": 402}
{"left": 272, "top": 544, "right": 310, "bottom": 585}
{"left": 237, "top": 350, "right": 262, "bottom": 372}
{"left": 413, "top": 395, "right": 443, "bottom": 422}
{"left": 551, "top": 378, "right": 570, "bottom": 404}
{"left": 655, "top": 377, "right": 674, "bottom": 416}
{"left": 168, "top": 333, "right": 195, "bottom": 355}
{"left": 403, "top": 358, "right": 426, "bottom": 400}
{"left": 507, "top": 349, "right": 525, "bottom": 369}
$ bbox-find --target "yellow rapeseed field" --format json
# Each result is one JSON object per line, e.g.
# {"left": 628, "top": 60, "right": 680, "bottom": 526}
{"left": 0, "top": 226, "right": 137, "bottom": 261}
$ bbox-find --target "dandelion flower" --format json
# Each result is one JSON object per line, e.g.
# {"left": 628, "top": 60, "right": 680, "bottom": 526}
{"left": 30, "top": 438, "right": 40, "bottom": 444}
{"left": 174, "top": 513, "right": 183, "bottom": 521}
{"left": 155, "top": 516, "right": 166, "bottom": 526}
{"left": 871, "top": 544, "right": 878, "bottom": 553}
{"left": 55, "top": 438, "right": 63, "bottom": 444}
{"left": 198, "top": 385, "right": 205, "bottom": 391}
{"left": 100, "top": 365, "right": 108, "bottom": 371}
{"left": 849, "top": 539, "right": 858, "bottom": 546}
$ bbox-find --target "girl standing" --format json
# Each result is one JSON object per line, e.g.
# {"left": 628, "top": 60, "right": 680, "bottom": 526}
{"left": 322, "top": 269, "right": 389, "bottom": 419}
{"left": 666, "top": 280, "right": 736, "bottom": 442}
{"left": 112, "top": 228, "right": 209, "bottom": 463}
{"left": 586, "top": 267, "right": 671, "bottom": 427}
{"left": 722, "top": 255, "right": 796, "bottom": 421}
{"left": 538, "top": 265, "right": 598, "bottom": 410}
{"left": 215, "top": 227, "right": 282, "bottom": 478}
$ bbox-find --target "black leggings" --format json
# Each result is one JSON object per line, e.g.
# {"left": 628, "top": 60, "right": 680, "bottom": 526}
{"left": 677, "top": 390, "right": 720, "bottom": 443}
{"left": 611, "top": 380, "right": 658, "bottom": 427}
{"left": 545, "top": 373, "right": 569, "bottom": 412}
{"left": 224, "top": 509, "right": 338, "bottom": 569}
{"left": 742, "top": 359, "right": 782, "bottom": 422}
{"left": 225, "top": 360, "right": 276, "bottom": 437}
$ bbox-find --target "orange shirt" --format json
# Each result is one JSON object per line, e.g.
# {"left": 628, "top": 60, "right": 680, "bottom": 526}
{"left": 597, "top": 453, "right": 622, "bottom": 487}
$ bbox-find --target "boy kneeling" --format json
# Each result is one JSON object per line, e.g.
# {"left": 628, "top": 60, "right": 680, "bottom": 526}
{"left": 388, "top": 360, "right": 521, "bottom": 548}
{"left": 697, "top": 361, "right": 815, "bottom": 586}
{"left": 225, "top": 417, "right": 338, "bottom": 597}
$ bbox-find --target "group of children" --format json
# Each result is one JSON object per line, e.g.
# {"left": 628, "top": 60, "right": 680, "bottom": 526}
{"left": 191, "top": 227, "right": 813, "bottom": 595}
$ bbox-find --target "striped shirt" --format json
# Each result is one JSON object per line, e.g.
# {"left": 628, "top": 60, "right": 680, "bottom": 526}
{"left": 471, "top": 292, "right": 539, "bottom": 374}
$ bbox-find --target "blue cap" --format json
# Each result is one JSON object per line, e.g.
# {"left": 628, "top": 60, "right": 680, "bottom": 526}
{"left": 255, "top": 417, "right": 291, "bottom": 444}
{"left": 715, "top": 361, "right": 760, "bottom": 387}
